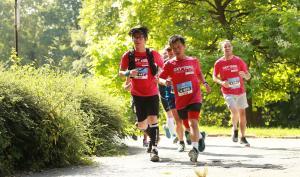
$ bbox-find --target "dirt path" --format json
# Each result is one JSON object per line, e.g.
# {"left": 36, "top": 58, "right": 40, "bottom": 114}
{"left": 18, "top": 136, "right": 300, "bottom": 177}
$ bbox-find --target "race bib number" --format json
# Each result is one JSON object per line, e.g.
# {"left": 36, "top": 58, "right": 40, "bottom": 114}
{"left": 176, "top": 81, "right": 193, "bottom": 96}
{"left": 228, "top": 77, "right": 240, "bottom": 89}
{"left": 135, "top": 67, "right": 148, "bottom": 79}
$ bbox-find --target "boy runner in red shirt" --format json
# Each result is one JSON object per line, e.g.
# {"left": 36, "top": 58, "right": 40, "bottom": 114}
{"left": 159, "top": 35, "right": 211, "bottom": 162}
{"left": 213, "top": 40, "right": 251, "bottom": 146}
{"left": 119, "top": 27, "right": 164, "bottom": 162}
{"left": 159, "top": 46, "right": 192, "bottom": 152}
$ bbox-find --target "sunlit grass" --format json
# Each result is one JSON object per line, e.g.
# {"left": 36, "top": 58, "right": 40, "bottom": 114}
{"left": 201, "top": 126, "right": 300, "bottom": 138}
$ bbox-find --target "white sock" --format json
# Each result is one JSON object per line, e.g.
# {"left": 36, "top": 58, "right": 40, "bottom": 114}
{"left": 192, "top": 142, "right": 199, "bottom": 151}
{"left": 199, "top": 132, "right": 203, "bottom": 139}
{"left": 232, "top": 126, "right": 238, "bottom": 131}
{"left": 167, "top": 117, "right": 176, "bottom": 137}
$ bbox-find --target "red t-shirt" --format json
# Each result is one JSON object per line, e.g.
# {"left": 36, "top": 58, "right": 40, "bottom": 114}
{"left": 159, "top": 57, "right": 203, "bottom": 110}
{"left": 213, "top": 56, "right": 248, "bottom": 95}
{"left": 120, "top": 50, "right": 163, "bottom": 96}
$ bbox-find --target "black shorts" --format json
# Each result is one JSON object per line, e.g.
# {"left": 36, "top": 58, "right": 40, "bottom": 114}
{"left": 177, "top": 103, "right": 202, "bottom": 120}
{"left": 132, "top": 95, "right": 159, "bottom": 122}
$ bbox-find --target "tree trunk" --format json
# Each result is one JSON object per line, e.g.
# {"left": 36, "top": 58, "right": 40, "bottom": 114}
{"left": 246, "top": 98, "right": 264, "bottom": 127}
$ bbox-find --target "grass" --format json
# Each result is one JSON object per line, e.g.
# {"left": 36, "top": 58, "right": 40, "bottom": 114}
{"left": 201, "top": 126, "right": 300, "bottom": 138}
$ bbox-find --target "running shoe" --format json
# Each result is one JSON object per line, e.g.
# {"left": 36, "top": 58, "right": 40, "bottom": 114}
{"left": 172, "top": 136, "right": 178, "bottom": 144}
{"left": 178, "top": 143, "right": 185, "bottom": 152}
{"left": 150, "top": 149, "right": 159, "bottom": 162}
{"left": 143, "top": 139, "right": 149, "bottom": 147}
{"left": 198, "top": 131, "right": 206, "bottom": 152}
{"left": 240, "top": 137, "right": 250, "bottom": 147}
{"left": 232, "top": 129, "right": 238, "bottom": 142}
{"left": 131, "top": 134, "right": 138, "bottom": 141}
{"left": 163, "top": 124, "right": 171, "bottom": 139}
{"left": 188, "top": 147, "right": 199, "bottom": 162}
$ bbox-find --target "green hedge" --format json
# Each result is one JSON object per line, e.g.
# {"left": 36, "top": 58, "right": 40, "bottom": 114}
{"left": 0, "top": 65, "right": 127, "bottom": 176}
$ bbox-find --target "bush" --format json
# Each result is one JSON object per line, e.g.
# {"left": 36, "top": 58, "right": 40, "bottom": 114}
{"left": 0, "top": 65, "right": 127, "bottom": 176}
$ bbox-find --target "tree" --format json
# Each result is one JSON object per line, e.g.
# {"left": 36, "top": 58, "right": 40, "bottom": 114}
{"left": 79, "top": 0, "right": 300, "bottom": 127}
{"left": 0, "top": 0, "right": 82, "bottom": 69}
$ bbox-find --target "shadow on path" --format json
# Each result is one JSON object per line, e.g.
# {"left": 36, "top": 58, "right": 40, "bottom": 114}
{"left": 157, "top": 158, "right": 285, "bottom": 170}
{"left": 208, "top": 144, "right": 300, "bottom": 152}
{"left": 202, "top": 152, "right": 262, "bottom": 158}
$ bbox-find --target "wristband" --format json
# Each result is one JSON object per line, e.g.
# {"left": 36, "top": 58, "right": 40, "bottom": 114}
{"left": 124, "top": 70, "right": 130, "bottom": 77}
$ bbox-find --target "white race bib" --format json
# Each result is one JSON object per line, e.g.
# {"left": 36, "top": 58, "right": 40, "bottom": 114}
{"left": 228, "top": 77, "right": 240, "bottom": 89}
{"left": 135, "top": 67, "right": 148, "bottom": 79}
{"left": 176, "top": 81, "right": 193, "bottom": 96}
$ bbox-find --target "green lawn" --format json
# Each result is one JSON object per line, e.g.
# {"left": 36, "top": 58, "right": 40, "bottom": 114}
{"left": 201, "top": 126, "right": 300, "bottom": 138}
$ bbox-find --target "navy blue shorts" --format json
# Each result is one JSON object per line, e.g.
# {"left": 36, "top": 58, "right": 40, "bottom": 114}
{"left": 159, "top": 85, "right": 176, "bottom": 111}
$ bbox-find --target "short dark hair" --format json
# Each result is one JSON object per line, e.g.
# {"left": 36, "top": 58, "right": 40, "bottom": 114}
{"left": 128, "top": 26, "right": 149, "bottom": 40}
{"left": 164, "top": 45, "right": 172, "bottom": 52}
{"left": 169, "top": 35, "right": 185, "bottom": 46}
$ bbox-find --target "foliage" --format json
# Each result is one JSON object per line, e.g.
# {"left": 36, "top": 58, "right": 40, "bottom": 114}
{"left": 79, "top": 0, "right": 300, "bottom": 127}
{"left": 0, "top": 64, "right": 127, "bottom": 175}
{"left": 0, "top": 0, "right": 83, "bottom": 70}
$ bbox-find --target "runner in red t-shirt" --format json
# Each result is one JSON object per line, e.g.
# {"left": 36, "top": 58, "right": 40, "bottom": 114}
{"left": 159, "top": 46, "right": 192, "bottom": 152}
{"left": 119, "top": 27, "right": 163, "bottom": 162}
{"left": 213, "top": 40, "right": 251, "bottom": 146}
{"left": 159, "top": 35, "right": 211, "bottom": 162}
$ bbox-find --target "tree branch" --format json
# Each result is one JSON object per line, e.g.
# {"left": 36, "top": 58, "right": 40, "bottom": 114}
{"left": 222, "top": 0, "right": 233, "bottom": 8}
{"left": 174, "top": 0, "right": 197, "bottom": 5}
{"left": 229, "top": 11, "right": 250, "bottom": 23}
{"left": 202, "top": 0, "right": 217, "bottom": 10}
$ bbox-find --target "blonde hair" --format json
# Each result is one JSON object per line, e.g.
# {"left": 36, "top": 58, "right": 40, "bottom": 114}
{"left": 219, "top": 39, "right": 232, "bottom": 51}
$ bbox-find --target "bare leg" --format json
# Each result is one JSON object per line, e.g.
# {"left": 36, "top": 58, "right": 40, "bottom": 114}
{"left": 229, "top": 107, "right": 239, "bottom": 130}
{"left": 238, "top": 109, "right": 247, "bottom": 137}
{"left": 189, "top": 119, "right": 200, "bottom": 143}
{"left": 171, "top": 109, "right": 184, "bottom": 141}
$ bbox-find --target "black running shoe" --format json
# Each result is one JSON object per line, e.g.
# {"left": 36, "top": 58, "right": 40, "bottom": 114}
{"left": 185, "top": 131, "right": 192, "bottom": 145}
{"left": 150, "top": 149, "right": 159, "bottom": 162}
{"left": 188, "top": 147, "right": 199, "bottom": 162}
{"left": 178, "top": 142, "right": 185, "bottom": 152}
{"left": 232, "top": 129, "right": 238, "bottom": 142}
{"left": 131, "top": 134, "right": 138, "bottom": 141}
{"left": 198, "top": 131, "right": 206, "bottom": 152}
{"left": 240, "top": 137, "right": 250, "bottom": 147}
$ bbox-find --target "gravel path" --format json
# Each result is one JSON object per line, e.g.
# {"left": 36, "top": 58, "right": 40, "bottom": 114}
{"left": 18, "top": 135, "right": 300, "bottom": 177}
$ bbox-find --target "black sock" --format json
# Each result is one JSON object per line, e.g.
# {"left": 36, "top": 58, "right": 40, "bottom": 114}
{"left": 149, "top": 123, "right": 159, "bottom": 147}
